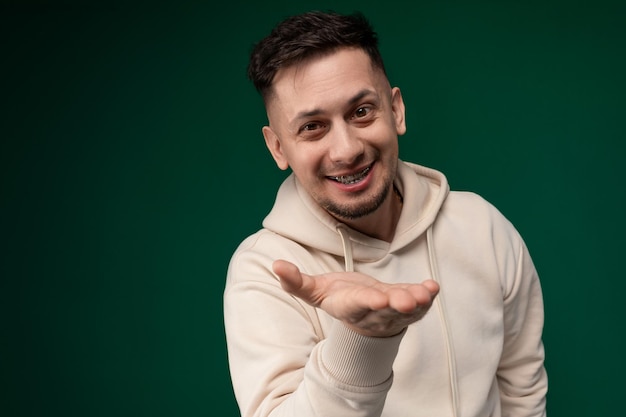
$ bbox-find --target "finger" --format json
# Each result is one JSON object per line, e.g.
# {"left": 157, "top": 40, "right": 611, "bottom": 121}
{"left": 272, "top": 259, "right": 304, "bottom": 293}
{"left": 357, "top": 286, "right": 389, "bottom": 311}
{"left": 421, "top": 280, "right": 440, "bottom": 296}
{"left": 386, "top": 287, "right": 419, "bottom": 313}
{"left": 401, "top": 283, "right": 437, "bottom": 307}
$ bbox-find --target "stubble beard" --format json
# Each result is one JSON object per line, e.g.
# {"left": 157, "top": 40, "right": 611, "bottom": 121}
{"left": 324, "top": 184, "right": 391, "bottom": 220}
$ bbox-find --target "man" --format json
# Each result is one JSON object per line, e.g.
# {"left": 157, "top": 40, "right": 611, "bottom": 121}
{"left": 224, "top": 10, "right": 547, "bottom": 417}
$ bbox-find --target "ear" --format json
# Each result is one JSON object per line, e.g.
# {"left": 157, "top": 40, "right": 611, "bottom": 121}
{"left": 390, "top": 87, "right": 407, "bottom": 136}
{"left": 262, "top": 126, "right": 289, "bottom": 170}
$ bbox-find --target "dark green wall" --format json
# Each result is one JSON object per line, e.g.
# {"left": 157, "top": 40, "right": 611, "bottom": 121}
{"left": 2, "top": 0, "right": 624, "bottom": 415}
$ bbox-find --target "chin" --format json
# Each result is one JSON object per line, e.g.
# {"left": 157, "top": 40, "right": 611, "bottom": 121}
{"left": 323, "top": 184, "right": 390, "bottom": 220}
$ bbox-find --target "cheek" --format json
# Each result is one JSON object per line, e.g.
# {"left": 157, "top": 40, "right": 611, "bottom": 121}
{"left": 291, "top": 146, "right": 328, "bottom": 177}
{"left": 370, "top": 123, "right": 400, "bottom": 149}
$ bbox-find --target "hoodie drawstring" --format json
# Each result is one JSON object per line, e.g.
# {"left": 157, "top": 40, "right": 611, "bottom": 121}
{"left": 427, "top": 226, "right": 460, "bottom": 417}
{"left": 337, "top": 226, "right": 354, "bottom": 272}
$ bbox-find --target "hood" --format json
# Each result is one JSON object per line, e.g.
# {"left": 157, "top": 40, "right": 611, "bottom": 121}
{"left": 262, "top": 160, "right": 450, "bottom": 263}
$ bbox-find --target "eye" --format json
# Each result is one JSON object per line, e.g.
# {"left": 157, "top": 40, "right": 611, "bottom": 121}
{"left": 297, "top": 121, "right": 328, "bottom": 140}
{"left": 299, "top": 121, "right": 328, "bottom": 135}
{"left": 352, "top": 106, "right": 372, "bottom": 119}
{"left": 302, "top": 122, "right": 323, "bottom": 132}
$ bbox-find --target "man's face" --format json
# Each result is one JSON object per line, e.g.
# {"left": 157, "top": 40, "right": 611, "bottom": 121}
{"left": 262, "top": 48, "right": 406, "bottom": 221}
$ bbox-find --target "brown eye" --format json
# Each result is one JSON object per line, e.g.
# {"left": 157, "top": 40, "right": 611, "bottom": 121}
{"left": 353, "top": 107, "right": 371, "bottom": 118}
{"left": 298, "top": 121, "right": 328, "bottom": 140}
{"left": 302, "top": 123, "right": 320, "bottom": 131}
{"left": 301, "top": 120, "right": 328, "bottom": 132}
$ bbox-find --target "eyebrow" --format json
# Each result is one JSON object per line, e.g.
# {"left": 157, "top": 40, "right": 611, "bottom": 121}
{"left": 290, "top": 89, "right": 377, "bottom": 125}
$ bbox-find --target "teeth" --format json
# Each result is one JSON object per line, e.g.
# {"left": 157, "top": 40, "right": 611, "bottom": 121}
{"left": 330, "top": 166, "right": 371, "bottom": 184}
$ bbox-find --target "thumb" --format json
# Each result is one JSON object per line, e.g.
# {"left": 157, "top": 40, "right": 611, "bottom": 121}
{"left": 272, "top": 259, "right": 304, "bottom": 293}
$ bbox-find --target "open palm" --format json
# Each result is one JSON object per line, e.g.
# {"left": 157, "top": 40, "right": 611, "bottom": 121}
{"left": 273, "top": 260, "right": 440, "bottom": 337}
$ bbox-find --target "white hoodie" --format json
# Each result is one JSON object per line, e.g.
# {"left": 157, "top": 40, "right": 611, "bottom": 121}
{"left": 224, "top": 160, "right": 547, "bottom": 417}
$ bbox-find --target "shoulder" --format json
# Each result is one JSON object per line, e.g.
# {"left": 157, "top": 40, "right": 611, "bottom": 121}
{"left": 438, "top": 191, "right": 524, "bottom": 255}
{"left": 444, "top": 190, "right": 495, "bottom": 212}
{"left": 443, "top": 191, "right": 515, "bottom": 229}
{"left": 226, "top": 229, "right": 324, "bottom": 287}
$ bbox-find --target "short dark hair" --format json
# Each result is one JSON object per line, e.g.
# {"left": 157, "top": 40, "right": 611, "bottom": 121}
{"left": 247, "top": 10, "right": 387, "bottom": 101}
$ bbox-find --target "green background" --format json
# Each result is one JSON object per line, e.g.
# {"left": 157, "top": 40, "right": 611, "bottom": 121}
{"left": 2, "top": 0, "right": 624, "bottom": 415}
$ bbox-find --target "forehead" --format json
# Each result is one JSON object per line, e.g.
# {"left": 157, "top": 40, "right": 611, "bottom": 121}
{"left": 267, "top": 48, "right": 388, "bottom": 117}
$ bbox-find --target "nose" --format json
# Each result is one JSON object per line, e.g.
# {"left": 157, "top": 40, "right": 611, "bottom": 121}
{"left": 327, "top": 123, "right": 364, "bottom": 165}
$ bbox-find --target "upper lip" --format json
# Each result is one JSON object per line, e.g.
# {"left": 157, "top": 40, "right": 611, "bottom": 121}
{"left": 326, "top": 162, "right": 373, "bottom": 179}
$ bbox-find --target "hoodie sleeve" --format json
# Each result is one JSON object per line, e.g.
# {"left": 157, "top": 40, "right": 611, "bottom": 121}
{"left": 223, "top": 232, "right": 403, "bottom": 417}
{"left": 495, "top": 220, "right": 548, "bottom": 416}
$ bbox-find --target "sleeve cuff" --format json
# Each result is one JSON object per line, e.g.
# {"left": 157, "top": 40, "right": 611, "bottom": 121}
{"left": 320, "top": 323, "right": 405, "bottom": 388}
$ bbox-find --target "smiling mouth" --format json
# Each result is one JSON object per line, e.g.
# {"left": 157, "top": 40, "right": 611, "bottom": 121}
{"left": 328, "top": 165, "right": 372, "bottom": 185}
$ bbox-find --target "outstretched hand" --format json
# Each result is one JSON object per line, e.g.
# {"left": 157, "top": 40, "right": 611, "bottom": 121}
{"left": 272, "top": 260, "right": 440, "bottom": 338}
